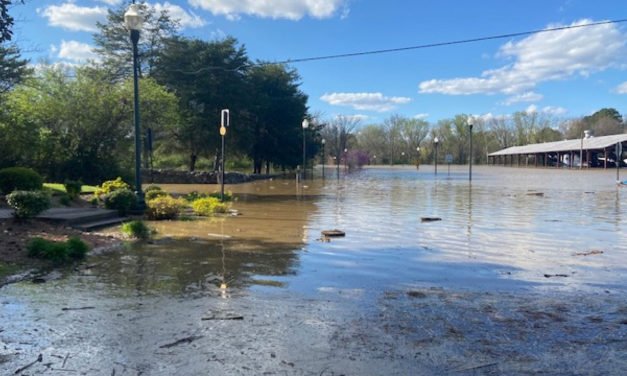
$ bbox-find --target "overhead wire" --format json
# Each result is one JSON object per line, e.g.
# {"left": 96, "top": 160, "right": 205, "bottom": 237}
{"left": 265, "top": 18, "right": 627, "bottom": 65}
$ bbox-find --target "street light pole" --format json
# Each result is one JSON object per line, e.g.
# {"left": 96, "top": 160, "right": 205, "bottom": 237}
{"left": 416, "top": 146, "right": 420, "bottom": 169}
{"left": 125, "top": 3, "right": 144, "bottom": 210}
{"left": 468, "top": 119, "right": 474, "bottom": 182}
{"left": 220, "top": 109, "right": 229, "bottom": 202}
{"left": 434, "top": 137, "right": 439, "bottom": 175}
{"left": 302, "top": 119, "right": 309, "bottom": 180}
{"left": 321, "top": 138, "right": 326, "bottom": 179}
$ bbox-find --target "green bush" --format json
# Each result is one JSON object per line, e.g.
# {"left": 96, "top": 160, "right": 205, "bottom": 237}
{"left": 0, "top": 167, "right": 44, "bottom": 194}
{"left": 146, "top": 195, "right": 184, "bottom": 220}
{"left": 184, "top": 190, "right": 232, "bottom": 202}
{"left": 144, "top": 186, "right": 168, "bottom": 201}
{"left": 191, "top": 197, "right": 229, "bottom": 216}
{"left": 6, "top": 190, "right": 51, "bottom": 219}
{"left": 27, "top": 236, "right": 89, "bottom": 263}
{"left": 103, "top": 188, "right": 137, "bottom": 215}
{"left": 121, "top": 220, "right": 151, "bottom": 239}
{"left": 144, "top": 185, "right": 162, "bottom": 193}
{"left": 64, "top": 180, "right": 83, "bottom": 200}
{"left": 59, "top": 194, "right": 71, "bottom": 206}
{"left": 95, "top": 177, "right": 130, "bottom": 198}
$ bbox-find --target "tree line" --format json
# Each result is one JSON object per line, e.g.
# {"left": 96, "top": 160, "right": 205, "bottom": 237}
{"left": 0, "top": 1, "right": 312, "bottom": 183}
{"left": 0, "top": 1, "right": 625, "bottom": 184}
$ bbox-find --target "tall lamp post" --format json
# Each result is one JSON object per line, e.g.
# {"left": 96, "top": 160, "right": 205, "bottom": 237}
{"left": 344, "top": 148, "right": 348, "bottom": 171}
{"left": 321, "top": 138, "right": 326, "bottom": 179}
{"left": 416, "top": 146, "right": 420, "bottom": 169}
{"left": 468, "top": 118, "right": 474, "bottom": 182}
{"left": 302, "top": 118, "right": 309, "bottom": 180}
{"left": 434, "top": 137, "right": 439, "bottom": 175}
{"left": 125, "top": 3, "right": 145, "bottom": 210}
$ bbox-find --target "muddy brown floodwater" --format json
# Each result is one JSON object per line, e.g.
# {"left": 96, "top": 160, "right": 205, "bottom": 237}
{"left": 1, "top": 166, "right": 627, "bottom": 375}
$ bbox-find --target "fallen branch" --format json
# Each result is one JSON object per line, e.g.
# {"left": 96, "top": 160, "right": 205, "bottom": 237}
{"left": 14, "top": 353, "right": 42, "bottom": 375}
{"left": 544, "top": 274, "right": 569, "bottom": 278}
{"left": 61, "top": 307, "right": 95, "bottom": 311}
{"left": 159, "top": 335, "right": 204, "bottom": 349}
{"left": 456, "top": 362, "right": 498, "bottom": 372}
{"left": 201, "top": 316, "right": 244, "bottom": 321}
{"left": 62, "top": 353, "right": 70, "bottom": 368}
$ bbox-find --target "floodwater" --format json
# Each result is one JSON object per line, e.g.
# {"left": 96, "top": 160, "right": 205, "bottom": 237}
{"left": 2, "top": 166, "right": 627, "bottom": 375}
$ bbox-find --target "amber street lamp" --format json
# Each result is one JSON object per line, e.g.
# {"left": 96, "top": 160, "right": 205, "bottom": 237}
{"left": 302, "top": 118, "right": 309, "bottom": 180}
{"left": 434, "top": 137, "right": 440, "bottom": 175}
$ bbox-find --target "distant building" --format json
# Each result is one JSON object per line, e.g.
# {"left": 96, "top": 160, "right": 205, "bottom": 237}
{"left": 488, "top": 134, "right": 627, "bottom": 168}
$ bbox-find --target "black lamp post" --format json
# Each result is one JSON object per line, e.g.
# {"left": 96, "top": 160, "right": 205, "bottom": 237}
{"left": 321, "top": 138, "right": 326, "bottom": 179}
{"left": 434, "top": 137, "right": 439, "bottom": 175}
{"left": 125, "top": 3, "right": 144, "bottom": 210}
{"left": 468, "top": 118, "right": 474, "bottom": 182}
{"left": 302, "top": 118, "right": 309, "bottom": 180}
{"left": 416, "top": 146, "right": 420, "bottom": 169}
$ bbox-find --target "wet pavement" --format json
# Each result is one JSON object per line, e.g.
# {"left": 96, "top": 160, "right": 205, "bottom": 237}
{"left": 1, "top": 166, "right": 627, "bottom": 375}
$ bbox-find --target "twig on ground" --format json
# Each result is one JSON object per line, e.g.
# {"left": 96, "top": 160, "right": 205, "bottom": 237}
{"left": 159, "top": 335, "right": 204, "bottom": 349}
{"left": 61, "top": 306, "right": 96, "bottom": 311}
{"left": 201, "top": 316, "right": 244, "bottom": 321}
{"left": 14, "top": 353, "right": 42, "bottom": 374}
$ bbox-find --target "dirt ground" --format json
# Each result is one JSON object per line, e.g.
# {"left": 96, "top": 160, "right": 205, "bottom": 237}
{"left": 0, "top": 218, "right": 120, "bottom": 285}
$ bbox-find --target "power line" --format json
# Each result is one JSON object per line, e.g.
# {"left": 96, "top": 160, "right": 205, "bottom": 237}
{"left": 267, "top": 18, "right": 627, "bottom": 65}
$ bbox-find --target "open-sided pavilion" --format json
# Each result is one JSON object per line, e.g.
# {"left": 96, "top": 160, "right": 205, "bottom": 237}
{"left": 488, "top": 134, "right": 627, "bottom": 168}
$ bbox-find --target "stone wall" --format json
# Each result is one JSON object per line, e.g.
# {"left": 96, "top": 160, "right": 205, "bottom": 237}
{"left": 142, "top": 169, "right": 274, "bottom": 184}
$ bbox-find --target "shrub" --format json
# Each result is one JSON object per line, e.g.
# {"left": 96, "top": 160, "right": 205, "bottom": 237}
{"left": 184, "top": 190, "right": 232, "bottom": 202}
{"left": 66, "top": 236, "right": 89, "bottom": 260}
{"left": 6, "top": 190, "right": 51, "bottom": 219}
{"left": 191, "top": 197, "right": 229, "bottom": 216}
{"left": 145, "top": 188, "right": 168, "bottom": 201}
{"left": 95, "top": 177, "right": 130, "bottom": 198}
{"left": 121, "top": 220, "right": 151, "bottom": 239}
{"left": 144, "top": 185, "right": 162, "bottom": 193}
{"left": 146, "top": 195, "right": 184, "bottom": 220}
{"left": 0, "top": 167, "right": 44, "bottom": 194}
{"left": 27, "top": 236, "right": 89, "bottom": 263}
{"left": 59, "top": 194, "right": 71, "bottom": 206}
{"left": 64, "top": 180, "right": 83, "bottom": 200}
{"left": 103, "top": 188, "right": 137, "bottom": 215}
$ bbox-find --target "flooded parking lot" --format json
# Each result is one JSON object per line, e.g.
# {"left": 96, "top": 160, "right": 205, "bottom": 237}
{"left": 1, "top": 166, "right": 626, "bottom": 375}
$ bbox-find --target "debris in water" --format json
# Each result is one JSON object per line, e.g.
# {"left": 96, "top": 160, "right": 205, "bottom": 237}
{"left": 544, "top": 274, "right": 569, "bottom": 278}
{"left": 61, "top": 306, "right": 95, "bottom": 311}
{"left": 574, "top": 250, "right": 604, "bottom": 256}
{"left": 159, "top": 335, "right": 204, "bottom": 349}
{"left": 321, "top": 229, "right": 345, "bottom": 237}
{"left": 201, "top": 316, "right": 244, "bottom": 321}
{"left": 14, "top": 353, "right": 42, "bottom": 374}
{"left": 207, "top": 233, "right": 232, "bottom": 239}
{"left": 526, "top": 192, "right": 544, "bottom": 196}
{"left": 421, "top": 217, "right": 442, "bottom": 222}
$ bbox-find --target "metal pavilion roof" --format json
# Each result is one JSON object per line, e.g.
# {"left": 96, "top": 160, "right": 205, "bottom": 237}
{"left": 488, "top": 134, "right": 627, "bottom": 157}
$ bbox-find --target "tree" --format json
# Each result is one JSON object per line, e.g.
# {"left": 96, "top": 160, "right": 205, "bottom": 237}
{"left": 93, "top": 0, "right": 179, "bottom": 80}
{"left": 0, "top": 0, "right": 29, "bottom": 95}
{"left": 152, "top": 36, "right": 250, "bottom": 171}
{"left": 244, "top": 63, "right": 308, "bottom": 173}
{"left": 2, "top": 66, "right": 179, "bottom": 183}
{"left": 563, "top": 108, "right": 624, "bottom": 138}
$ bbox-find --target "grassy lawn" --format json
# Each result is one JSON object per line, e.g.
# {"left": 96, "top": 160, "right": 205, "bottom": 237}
{"left": 44, "top": 183, "right": 98, "bottom": 195}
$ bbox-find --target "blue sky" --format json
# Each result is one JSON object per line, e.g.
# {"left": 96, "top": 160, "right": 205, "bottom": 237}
{"left": 9, "top": 0, "right": 627, "bottom": 125}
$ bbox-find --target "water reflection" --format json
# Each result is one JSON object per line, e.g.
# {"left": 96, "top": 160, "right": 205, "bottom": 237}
{"left": 94, "top": 166, "right": 627, "bottom": 295}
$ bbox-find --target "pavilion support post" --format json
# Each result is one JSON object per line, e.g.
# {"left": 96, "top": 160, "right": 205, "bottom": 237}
{"left": 604, "top": 148, "right": 607, "bottom": 169}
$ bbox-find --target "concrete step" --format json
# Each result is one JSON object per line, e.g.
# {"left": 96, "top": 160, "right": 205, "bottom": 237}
{"left": 37, "top": 208, "right": 120, "bottom": 225}
{"left": 74, "top": 216, "right": 128, "bottom": 232}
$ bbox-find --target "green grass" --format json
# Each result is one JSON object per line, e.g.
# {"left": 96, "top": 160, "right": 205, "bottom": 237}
{"left": 44, "top": 183, "right": 98, "bottom": 194}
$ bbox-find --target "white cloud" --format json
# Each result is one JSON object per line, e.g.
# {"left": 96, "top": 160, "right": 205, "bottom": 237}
{"left": 39, "top": 3, "right": 108, "bottom": 32}
{"left": 56, "top": 40, "right": 100, "bottom": 64}
{"left": 414, "top": 113, "right": 429, "bottom": 120}
{"left": 321, "top": 92, "right": 411, "bottom": 112}
{"left": 541, "top": 106, "right": 567, "bottom": 115}
{"left": 95, "top": 0, "right": 123, "bottom": 5}
{"left": 525, "top": 104, "right": 567, "bottom": 115}
{"left": 502, "top": 91, "right": 544, "bottom": 105}
{"left": 335, "top": 114, "right": 369, "bottom": 122}
{"left": 152, "top": 2, "right": 206, "bottom": 28}
{"left": 189, "top": 0, "right": 348, "bottom": 20}
{"left": 419, "top": 19, "right": 626, "bottom": 96}
{"left": 616, "top": 82, "right": 627, "bottom": 94}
